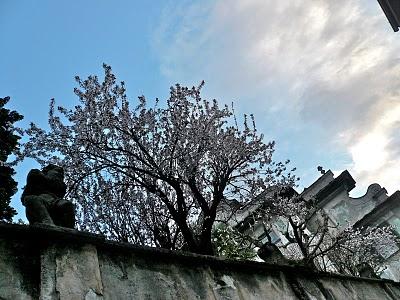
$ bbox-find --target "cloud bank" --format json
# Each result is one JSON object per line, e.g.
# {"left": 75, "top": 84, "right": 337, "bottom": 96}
{"left": 153, "top": 0, "right": 400, "bottom": 194}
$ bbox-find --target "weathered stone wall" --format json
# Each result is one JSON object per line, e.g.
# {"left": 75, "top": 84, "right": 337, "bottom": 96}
{"left": 1, "top": 223, "right": 400, "bottom": 300}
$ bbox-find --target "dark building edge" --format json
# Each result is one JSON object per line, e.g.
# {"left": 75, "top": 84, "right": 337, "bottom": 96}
{"left": 378, "top": 0, "right": 400, "bottom": 32}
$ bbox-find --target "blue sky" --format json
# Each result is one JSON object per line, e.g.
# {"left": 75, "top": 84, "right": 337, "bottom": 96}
{"left": 1, "top": 1, "right": 400, "bottom": 220}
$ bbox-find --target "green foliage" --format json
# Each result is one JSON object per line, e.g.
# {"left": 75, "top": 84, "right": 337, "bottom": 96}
{"left": 0, "top": 96, "right": 23, "bottom": 222}
{"left": 212, "top": 223, "right": 257, "bottom": 260}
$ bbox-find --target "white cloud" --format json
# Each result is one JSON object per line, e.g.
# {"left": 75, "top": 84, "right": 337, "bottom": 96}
{"left": 154, "top": 0, "right": 400, "bottom": 193}
{"left": 349, "top": 102, "right": 400, "bottom": 193}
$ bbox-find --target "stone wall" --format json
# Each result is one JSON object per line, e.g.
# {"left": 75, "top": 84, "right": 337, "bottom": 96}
{"left": 1, "top": 223, "right": 400, "bottom": 300}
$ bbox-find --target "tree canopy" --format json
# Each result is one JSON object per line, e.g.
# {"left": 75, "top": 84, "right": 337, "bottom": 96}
{"left": 0, "top": 96, "right": 23, "bottom": 222}
{"left": 22, "top": 64, "right": 296, "bottom": 255}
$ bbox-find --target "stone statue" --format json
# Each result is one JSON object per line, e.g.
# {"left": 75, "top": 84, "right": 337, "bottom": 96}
{"left": 257, "top": 243, "right": 288, "bottom": 265}
{"left": 21, "top": 164, "right": 75, "bottom": 228}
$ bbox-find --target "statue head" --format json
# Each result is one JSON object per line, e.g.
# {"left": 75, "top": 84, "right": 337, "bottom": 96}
{"left": 42, "top": 164, "right": 64, "bottom": 179}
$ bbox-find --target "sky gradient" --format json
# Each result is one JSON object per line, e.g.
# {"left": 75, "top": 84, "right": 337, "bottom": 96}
{"left": 1, "top": 0, "right": 400, "bottom": 220}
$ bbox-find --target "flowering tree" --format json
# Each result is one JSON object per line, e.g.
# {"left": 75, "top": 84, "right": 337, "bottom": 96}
{"left": 21, "top": 64, "right": 295, "bottom": 255}
{"left": 0, "top": 96, "right": 22, "bottom": 222}
{"left": 251, "top": 190, "right": 398, "bottom": 276}
{"left": 324, "top": 226, "right": 396, "bottom": 276}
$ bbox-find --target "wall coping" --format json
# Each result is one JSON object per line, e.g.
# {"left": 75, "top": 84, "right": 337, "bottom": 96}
{"left": 1, "top": 222, "right": 398, "bottom": 286}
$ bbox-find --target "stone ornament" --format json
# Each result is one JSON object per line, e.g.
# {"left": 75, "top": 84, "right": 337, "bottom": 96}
{"left": 21, "top": 164, "right": 75, "bottom": 228}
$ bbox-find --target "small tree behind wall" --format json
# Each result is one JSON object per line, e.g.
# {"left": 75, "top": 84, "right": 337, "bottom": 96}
{"left": 21, "top": 64, "right": 296, "bottom": 255}
{"left": 252, "top": 190, "right": 398, "bottom": 276}
{"left": 212, "top": 223, "right": 257, "bottom": 260}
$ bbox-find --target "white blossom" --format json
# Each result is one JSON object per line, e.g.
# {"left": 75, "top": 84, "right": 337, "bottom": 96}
{"left": 20, "top": 64, "right": 295, "bottom": 254}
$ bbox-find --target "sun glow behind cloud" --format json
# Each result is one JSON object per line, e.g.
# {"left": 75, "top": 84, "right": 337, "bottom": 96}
{"left": 349, "top": 103, "right": 400, "bottom": 193}
{"left": 350, "top": 132, "right": 389, "bottom": 173}
{"left": 154, "top": 0, "right": 400, "bottom": 193}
